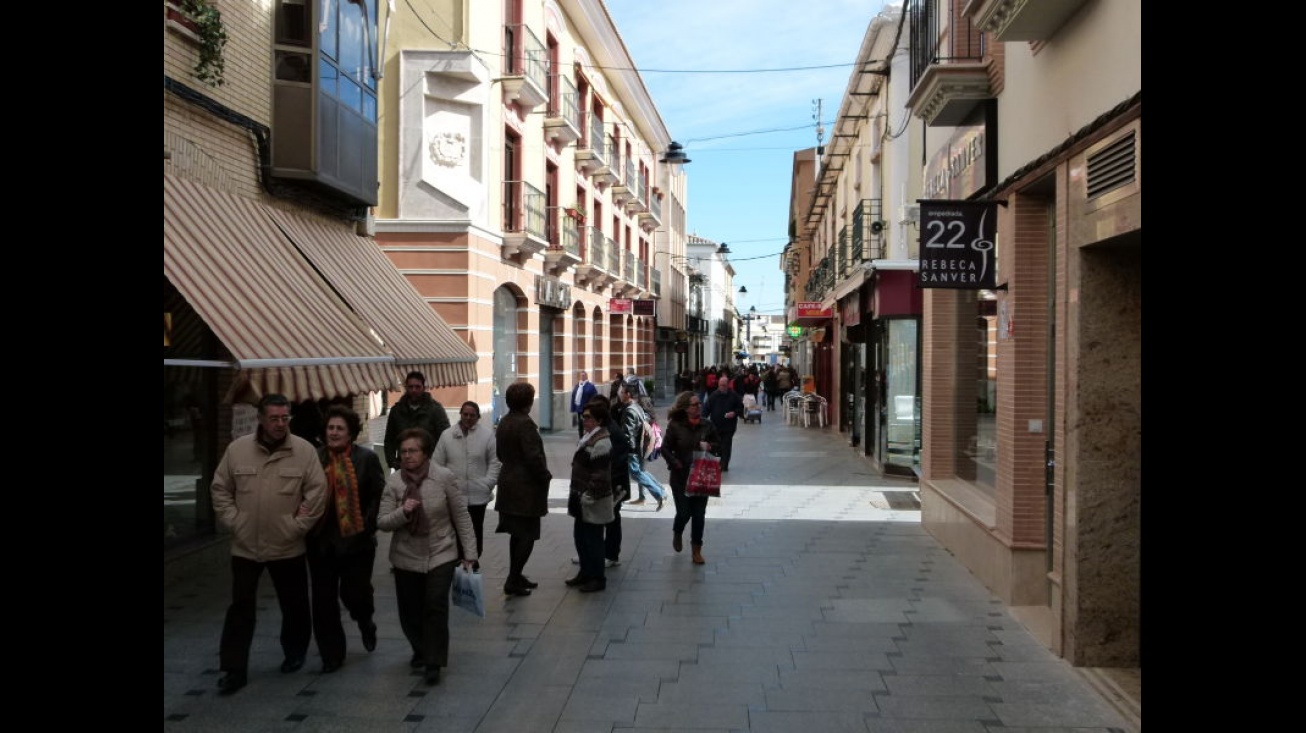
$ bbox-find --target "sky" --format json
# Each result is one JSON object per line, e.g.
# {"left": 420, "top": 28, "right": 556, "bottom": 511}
{"left": 605, "top": 0, "right": 895, "bottom": 319}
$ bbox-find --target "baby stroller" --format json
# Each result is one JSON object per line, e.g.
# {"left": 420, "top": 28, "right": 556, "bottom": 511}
{"left": 742, "top": 394, "right": 763, "bottom": 424}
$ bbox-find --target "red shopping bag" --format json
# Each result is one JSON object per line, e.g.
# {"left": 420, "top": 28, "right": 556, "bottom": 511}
{"left": 686, "top": 451, "right": 722, "bottom": 497}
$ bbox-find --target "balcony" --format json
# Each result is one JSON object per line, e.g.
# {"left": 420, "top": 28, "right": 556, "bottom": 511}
{"left": 543, "top": 207, "right": 582, "bottom": 276}
{"left": 965, "top": 0, "right": 1089, "bottom": 42}
{"left": 651, "top": 267, "right": 662, "bottom": 298}
{"left": 625, "top": 172, "right": 648, "bottom": 215}
{"left": 638, "top": 193, "right": 661, "bottom": 232}
{"left": 851, "top": 198, "right": 885, "bottom": 262}
{"left": 501, "top": 25, "right": 548, "bottom": 111}
{"left": 905, "top": 0, "right": 991, "bottom": 126}
{"left": 543, "top": 74, "right": 581, "bottom": 145}
{"left": 617, "top": 250, "right": 641, "bottom": 297}
{"left": 575, "top": 226, "right": 608, "bottom": 287}
{"left": 610, "top": 157, "right": 634, "bottom": 206}
{"left": 592, "top": 133, "right": 618, "bottom": 189}
{"left": 575, "top": 116, "right": 607, "bottom": 176}
{"left": 502, "top": 180, "right": 547, "bottom": 259}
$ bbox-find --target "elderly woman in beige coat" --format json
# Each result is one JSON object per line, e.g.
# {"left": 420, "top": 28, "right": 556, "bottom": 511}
{"left": 378, "top": 427, "right": 477, "bottom": 686}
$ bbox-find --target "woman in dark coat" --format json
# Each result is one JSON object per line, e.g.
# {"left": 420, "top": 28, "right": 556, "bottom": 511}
{"left": 307, "top": 405, "right": 385, "bottom": 673}
{"left": 661, "top": 391, "right": 721, "bottom": 565}
{"left": 493, "top": 382, "right": 553, "bottom": 596}
{"left": 565, "top": 398, "right": 613, "bottom": 593}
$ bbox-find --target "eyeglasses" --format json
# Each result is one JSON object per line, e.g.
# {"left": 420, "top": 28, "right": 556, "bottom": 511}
{"left": 460, "top": 413, "right": 479, "bottom": 418}
{"left": 581, "top": 413, "right": 596, "bottom": 420}
{"left": 264, "top": 414, "right": 292, "bottom": 423}
{"left": 399, "top": 448, "right": 424, "bottom": 455}
{"left": 688, "top": 401, "right": 701, "bottom": 406}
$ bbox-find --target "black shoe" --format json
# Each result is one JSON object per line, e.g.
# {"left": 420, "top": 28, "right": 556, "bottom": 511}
{"left": 361, "top": 622, "right": 378, "bottom": 652}
{"left": 578, "top": 579, "right": 606, "bottom": 593}
{"left": 518, "top": 575, "right": 539, "bottom": 589}
{"left": 217, "top": 672, "right": 247, "bottom": 695}
{"left": 425, "top": 667, "right": 441, "bottom": 685}
{"left": 503, "top": 581, "right": 532, "bottom": 596}
{"left": 321, "top": 659, "right": 343, "bottom": 674}
{"left": 564, "top": 574, "right": 587, "bottom": 587}
{"left": 280, "top": 656, "right": 305, "bottom": 674}
{"left": 721, "top": 466, "right": 729, "bottom": 472}
{"left": 410, "top": 653, "right": 425, "bottom": 669}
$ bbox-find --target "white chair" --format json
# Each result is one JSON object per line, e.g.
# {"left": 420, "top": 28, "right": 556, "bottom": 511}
{"left": 802, "top": 394, "right": 828, "bottom": 428}
{"left": 783, "top": 390, "right": 805, "bottom": 425}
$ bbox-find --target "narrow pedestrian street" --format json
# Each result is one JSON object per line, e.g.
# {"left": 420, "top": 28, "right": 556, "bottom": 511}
{"left": 165, "top": 402, "right": 1136, "bottom": 732}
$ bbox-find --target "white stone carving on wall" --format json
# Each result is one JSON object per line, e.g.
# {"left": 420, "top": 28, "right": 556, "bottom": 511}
{"left": 429, "top": 131, "right": 467, "bottom": 168}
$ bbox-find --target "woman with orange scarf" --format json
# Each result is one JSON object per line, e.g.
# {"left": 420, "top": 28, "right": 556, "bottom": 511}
{"left": 660, "top": 391, "right": 721, "bottom": 565}
{"left": 306, "top": 405, "right": 385, "bottom": 673}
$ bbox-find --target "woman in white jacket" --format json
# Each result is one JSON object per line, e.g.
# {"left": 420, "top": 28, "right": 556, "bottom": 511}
{"left": 378, "top": 427, "right": 477, "bottom": 686}
{"left": 433, "top": 401, "right": 501, "bottom": 571}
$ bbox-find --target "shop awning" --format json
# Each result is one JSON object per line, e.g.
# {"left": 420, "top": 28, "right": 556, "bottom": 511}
{"left": 164, "top": 174, "right": 399, "bottom": 402}
{"left": 265, "top": 209, "right": 478, "bottom": 388}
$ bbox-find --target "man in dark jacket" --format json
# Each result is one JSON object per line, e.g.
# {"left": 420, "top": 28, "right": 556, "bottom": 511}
{"left": 703, "top": 376, "right": 745, "bottom": 472}
{"left": 570, "top": 370, "right": 598, "bottom": 438}
{"left": 384, "top": 371, "right": 451, "bottom": 472}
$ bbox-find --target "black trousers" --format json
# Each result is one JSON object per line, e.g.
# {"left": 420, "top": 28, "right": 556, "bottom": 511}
{"left": 574, "top": 518, "right": 606, "bottom": 582}
{"left": 670, "top": 479, "right": 709, "bottom": 546}
{"left": 454, "top": 503, "right": 488, "bottom": 561}
{"left": 718, "top": 430, "right": 736, "bottom": 470}
{"left": 307, "top": 546, "right": 377, "bottom": 665}
{"left": 604, "top": 499, "right": 623, "bottom": 562}
{"left": 393, "top": 560, "right": 457, "bottom": 671}
{"left": 219, "top": 554, "right": 311, "bottom": 674}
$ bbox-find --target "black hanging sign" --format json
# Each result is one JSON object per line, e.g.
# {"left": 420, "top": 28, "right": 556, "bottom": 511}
{"left": 917, "top": 200, "right": 997, "bottom": 290}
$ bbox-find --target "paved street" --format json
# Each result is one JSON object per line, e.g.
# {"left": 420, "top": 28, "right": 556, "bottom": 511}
{"left": 164, "top": 404, "right": 1135, "bottom": 732}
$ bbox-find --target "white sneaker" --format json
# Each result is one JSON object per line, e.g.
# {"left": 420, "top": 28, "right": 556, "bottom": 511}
{"left": 605, "top": 559, "right": 621, "bottom": 568}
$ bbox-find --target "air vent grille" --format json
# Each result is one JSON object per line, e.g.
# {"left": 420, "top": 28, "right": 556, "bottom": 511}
{"left": 1086, "top": 130, "right": 1135, "bottom": 199}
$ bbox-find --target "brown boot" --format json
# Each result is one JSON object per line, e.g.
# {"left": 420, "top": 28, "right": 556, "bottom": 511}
{"left": 691, "top": 544, "right": 705, "bottom": 565}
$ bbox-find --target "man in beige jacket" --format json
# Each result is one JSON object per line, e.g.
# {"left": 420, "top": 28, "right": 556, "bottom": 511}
{"left": 210, "top": 393, "right": 326, "bottom": 695}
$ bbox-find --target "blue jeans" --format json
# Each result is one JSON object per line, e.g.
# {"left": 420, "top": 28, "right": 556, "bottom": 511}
{"left": 628, "top": 454, "right": 665, "bottom": 500}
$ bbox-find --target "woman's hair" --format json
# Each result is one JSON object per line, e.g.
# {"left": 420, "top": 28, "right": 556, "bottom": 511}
{"left": 504, "top": 382, "right": 535, "bottom": 411}
{"left": 397, "top": 427, "right": 435, "bottom": 456}
{"left": 459, "top": 401, "right": 480, "bottom": 417}
{"left": 582, "top": 397, "right": 609, "bottom": 425}
{"left": 325, "top": 404, "right": 361, "bottom": 440}
{"left": 668, "top": 390, "right": 697, "bottom": 422}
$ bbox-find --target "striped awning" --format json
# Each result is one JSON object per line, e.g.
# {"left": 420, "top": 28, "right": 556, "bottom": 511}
{"left": 164, "top": 174, "right": 398, "bottom": 403}
{"left": 264, "top": 208, "right": 478, "bottom": 388}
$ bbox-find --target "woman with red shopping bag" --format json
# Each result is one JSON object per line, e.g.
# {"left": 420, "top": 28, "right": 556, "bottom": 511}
{"left": 660, "top": 391, "right": 721, "bottom": 565}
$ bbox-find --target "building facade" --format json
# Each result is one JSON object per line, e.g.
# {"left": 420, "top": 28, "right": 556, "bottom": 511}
{"left": 374, "top": 0, "right": 689, "bottom": 427}
{"left": 783, "top": 0, "right": 1141, "bottom": 673}
{"left": 787, "top": 6, "right": 921, "bottom": 477}
{"left": 164, "top": 0, "right": 477, "bottom": 574}
{"left": 903, "top": 0, "right": 1141, "bottom": 669}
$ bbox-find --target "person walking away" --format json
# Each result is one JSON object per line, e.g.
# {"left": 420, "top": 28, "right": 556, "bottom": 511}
{"left": 384, "top": 371, "right": 452, "bottom": 473}
{"left": 762, "top": 366, "right": 780, "bottom": 411}
{"left": 493, "top": 382, "right": 553, "bottom": 596}
{"left": 617, "top": 380, "right": 666, "bottom": 510}
{"left": 608, "top": 371, "right": 625, "bottom": 401}
{"left": 377, "top": 427, "right": 477, "bottom": 686}
{"left": 569, "top": 370, "right": 598, "bottom": 439}
{"left": 661, "top": 392, "right": 721, "bottom": 565}
{"left": 307, "top": 405, "right": 385, "bottom": 674}
{"left": 703, "top": 375, "right": 744, "bottom": 472}
{"left": 565, "top": 398, "right": 614, "bottom": 592}
{"left": 432, "top": 401, "right": 501, "bottom": 573}
{"left": 210, "top": 393, "right": 327, "bottom": 696}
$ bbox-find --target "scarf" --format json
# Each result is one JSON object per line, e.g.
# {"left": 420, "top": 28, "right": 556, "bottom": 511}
{"left": 325, "top": 445, "right": 364, "bottom": 538}
{"left": 399, "top": 462, "right": 431, "bottom": 536}
{"left": 578, "top": 426, "right": 601, "bottom": 447}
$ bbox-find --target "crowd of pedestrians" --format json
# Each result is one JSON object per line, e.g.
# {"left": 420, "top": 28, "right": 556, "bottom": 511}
{"left": 206, "top": 364, "right": 802, "bottom": 696}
